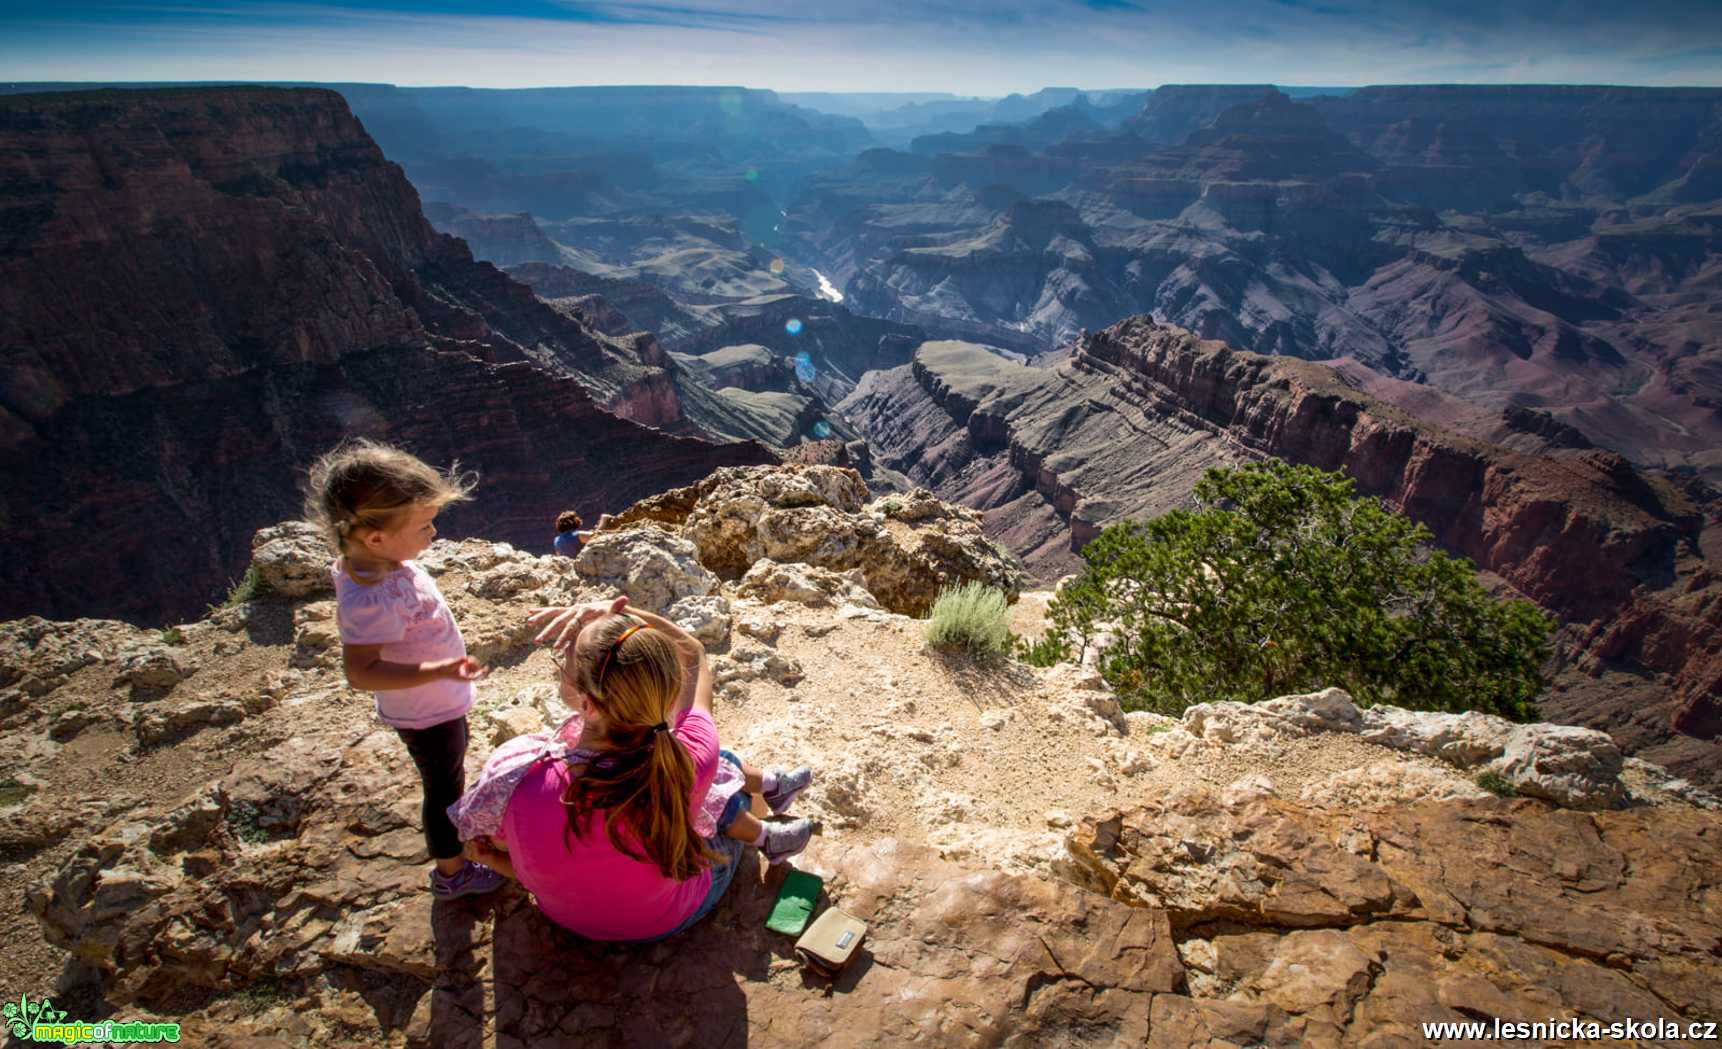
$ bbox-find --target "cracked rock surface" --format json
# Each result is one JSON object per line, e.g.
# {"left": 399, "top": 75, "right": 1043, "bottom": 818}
{"left": 1069, "top": 786, "right": 1722, "bottom": 1042}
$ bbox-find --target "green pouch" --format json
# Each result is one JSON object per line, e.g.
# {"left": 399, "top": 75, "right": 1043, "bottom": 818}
{"left": 765, "top": 868, "right": 823, "bottom": 936}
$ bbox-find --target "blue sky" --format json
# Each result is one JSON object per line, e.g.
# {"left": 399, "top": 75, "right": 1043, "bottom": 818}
{"left": 3, "top": 0, "right": 1719, "bottom": 92}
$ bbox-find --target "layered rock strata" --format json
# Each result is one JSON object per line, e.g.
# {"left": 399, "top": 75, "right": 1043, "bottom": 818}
{"left": 0, "top": 87, "right": 773, "bottom": 624}
{"left": 793, "top": 86, "right": 1722, "bottom": 477}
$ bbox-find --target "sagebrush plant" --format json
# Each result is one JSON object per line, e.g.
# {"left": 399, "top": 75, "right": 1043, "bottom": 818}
{"left": 1023, "top": 459, "right": 1552, "bottom": 720}
{"left": 925, "top": 582, "right": 1013, "bottom": 656}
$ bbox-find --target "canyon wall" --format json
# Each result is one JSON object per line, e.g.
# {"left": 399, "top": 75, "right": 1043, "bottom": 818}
{"left": 0, "top": 87, "right": 772, "bottom": 624}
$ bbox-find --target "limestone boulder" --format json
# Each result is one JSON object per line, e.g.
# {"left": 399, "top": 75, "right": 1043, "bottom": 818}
{"left": 290, "top": 601, "right": 340, "bottom": 670}
{"left": 1182, "top": 689, "right": 1633, "bottom": 809}
{"left": 114, "top": 643, "right": 195, "bottom": 694}
{"left": 572, "top": 526, "right": 717, "bottom": 612}
{"left": 598, "top": 464, "right": 1021, "bottom": 616}
{"left": 136, "top": 699, "right": 247, "bottom": 747}
{"left": 480, "top": 704, "right": 546, "bottom": 748}
{"left": 665, "top": 594, "right": 732, "bottom": 647}
{"left": 713, "top": 641, "right": 804, "bottom": 688}
{"left": 0, "top": 615, "right": 141, "bottom": 697}
{"left": 1184, "top": 688, "right": 1361, "bottom": 742}
{"left": 734, "top": 560, "right": 879, "bottom": 610}
{"left": 416, "top": 538, "right": 537, "bottom": 578}
{"left": 1493, "top": 723, "right": 1627, "bottom": 810}
{"left": 249, "top": 521, "right": 333, "bottom": 598}
{"left": 1356, "top": 704, "right": 1516, "bottom": 768}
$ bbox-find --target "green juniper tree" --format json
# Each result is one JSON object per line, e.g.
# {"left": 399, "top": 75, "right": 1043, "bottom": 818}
{"left": 1022, "top": 460, "right": 1551, "bottom": 719}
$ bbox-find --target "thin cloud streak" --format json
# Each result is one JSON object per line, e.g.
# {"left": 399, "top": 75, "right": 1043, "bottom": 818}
{"left": 2, "top": 0, "right": 1719, "bottom": 90}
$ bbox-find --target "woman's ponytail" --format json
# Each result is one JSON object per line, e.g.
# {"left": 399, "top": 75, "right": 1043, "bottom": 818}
{"left": 561, "top": 619, "right": 722, "bottom": 879}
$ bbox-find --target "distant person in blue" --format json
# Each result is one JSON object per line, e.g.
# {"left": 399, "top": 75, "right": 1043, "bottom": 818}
{"left": 554, "top": 510, "right": 591, "bottom": 558}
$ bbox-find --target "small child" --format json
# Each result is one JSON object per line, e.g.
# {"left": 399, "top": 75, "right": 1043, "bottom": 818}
{"left": 305, "top": 438, "right": 506, "bottom": 900}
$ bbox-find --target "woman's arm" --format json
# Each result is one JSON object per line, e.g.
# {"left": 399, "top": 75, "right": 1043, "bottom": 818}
{"left": 528, "top": 596, "right": 712, "bottom": 715}
{"left": 621, "top": 606, "right": 713, "bottom": 717}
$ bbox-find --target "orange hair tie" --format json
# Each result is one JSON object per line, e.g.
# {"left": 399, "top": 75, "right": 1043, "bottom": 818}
{"left": 596, "top": 622, "right": 645, "bottom": 687}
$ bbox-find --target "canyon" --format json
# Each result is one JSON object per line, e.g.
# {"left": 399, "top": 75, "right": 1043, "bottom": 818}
{"left": 0, "top": 88, "right": 773, "bottom": 625}
{"left": 3, "top": 81, "right": 1718, "bottom": 788}
{"left": 792, "top": 85, "right": 1722, "bottom": 483}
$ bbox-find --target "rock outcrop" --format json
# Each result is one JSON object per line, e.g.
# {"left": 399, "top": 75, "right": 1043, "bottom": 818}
{"left": 1178, "top": 687, "right": 1629, "bottom": 809}
{"left": 593, "top": 463, "right": 1023, "bottom": 616}
{"left": 423, "top": 202, "right": 563, "bottom": 266}
{"left": 0, "top": 87, "right": 774, "bottom": 625}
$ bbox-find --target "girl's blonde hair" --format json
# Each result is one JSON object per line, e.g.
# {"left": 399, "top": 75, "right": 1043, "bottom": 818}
{"left": 304, "top": 438, "right": 476, "bottom": 552}
{"left": 561, "top": 614, "right": 720, "bottom": 880}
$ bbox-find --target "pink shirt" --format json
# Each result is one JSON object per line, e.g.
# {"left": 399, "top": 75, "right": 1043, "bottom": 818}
{"left": 499, "top": 707, "right": 720, "bottom": 940}
{"left": 332, "top": 560, "right": 474, "bottom": 730}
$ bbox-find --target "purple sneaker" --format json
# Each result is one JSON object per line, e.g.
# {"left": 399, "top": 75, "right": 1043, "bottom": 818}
{"left": 760, "top": 818, "right": 815, "bottom": 865}
{"left": 429, "top": 861, "right": 507, "bottom": 899}
{"left": 761, "top": 766, "right": 813, "bottom": 816}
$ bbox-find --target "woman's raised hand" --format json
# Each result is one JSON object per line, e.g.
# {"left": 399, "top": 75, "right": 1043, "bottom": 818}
{"left": 528, "top": 594, "right": 629, "bottom": 650}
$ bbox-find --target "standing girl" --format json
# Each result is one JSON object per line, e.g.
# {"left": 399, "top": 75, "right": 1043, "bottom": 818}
{"left": 306, "top": 439, "right": 505, "bottom": 900}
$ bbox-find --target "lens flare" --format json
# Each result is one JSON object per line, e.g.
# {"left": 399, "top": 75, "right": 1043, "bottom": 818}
{"left": 744, "top": 168, "right": 760, "bottom": 183}
{"left": 785, "top": 318, "right": 804, "bottom": 336}
{"left": 794, "top": 351, "right": 816, "bottom": 383}
{"left": 769, "top": 257, "right": 785, "bottom": 274}
{"left": 811, "top": 420, "right": 833, "bottom": 439}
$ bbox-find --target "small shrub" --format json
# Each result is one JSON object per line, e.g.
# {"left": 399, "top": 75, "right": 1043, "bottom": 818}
{"left": 215, "top": 565, "right": 268, "bottom": 611}
{"left": 1034, "top": 459, "right": 1553, "bottom": 719}
{"left": 233, "top": 979, "right": 287, "bottom": 1014}
{"left": 1016, "top": 633, "right": 1069, "bottom": 667}
{"left": 925, "top": 582, "right": 1012, "bottom": 656}
{"left": 159, "top": 626, "right": 187, "bottom": 646}
{"left": 1475, "top": 770, "right": 1518, "bottom": 798}
{"left": 225, "top": 800, "right": 270, "bottom": 845}
{"left": 880, "top": 497, "right": 904, "bottom": 516}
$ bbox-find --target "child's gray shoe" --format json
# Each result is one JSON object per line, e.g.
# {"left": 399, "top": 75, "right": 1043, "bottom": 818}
{"left": 762, "top": 765, "right": 813, "bottom": 815}
{"left": 761, "top": 818, "right": 815, "bottom": 865}
{"left": 430, "top": 860, "right": 507, "bottom": 899}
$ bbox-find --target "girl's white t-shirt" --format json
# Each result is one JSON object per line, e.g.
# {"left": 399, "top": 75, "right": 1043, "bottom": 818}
{"left": 331, "top": 560, "right": 475, "bottom": 730}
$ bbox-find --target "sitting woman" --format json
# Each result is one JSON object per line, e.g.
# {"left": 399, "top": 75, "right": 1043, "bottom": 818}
{"left": 552, "top": 510, "right": 590, "bottom": 558}
{"left": 456, "top": 597, "right": 814, "bottom": 941}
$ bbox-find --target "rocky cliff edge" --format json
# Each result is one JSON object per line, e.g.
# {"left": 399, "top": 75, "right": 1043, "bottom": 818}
{"left": 1, "top": 466, "right": 1717, "bottom": 1047}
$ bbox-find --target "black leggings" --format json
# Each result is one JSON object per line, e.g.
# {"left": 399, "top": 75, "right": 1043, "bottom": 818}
{"left": 395, "top": 716, "right": 469, "bottom": 862}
